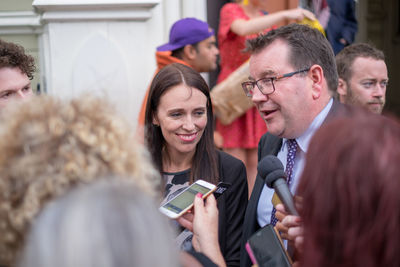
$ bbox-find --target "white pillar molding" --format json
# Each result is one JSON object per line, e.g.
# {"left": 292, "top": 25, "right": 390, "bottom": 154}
{"left": 33, "top": 0, "right": 159, "bottom": 22}
{"left": 0, "top": 11, "right": 42, "bottom": 35}
{"left": 182, "top": 0, "right": 207, "bottom": 21}
{"left": 162, "top": 0, "right": 181, "bottom": 41}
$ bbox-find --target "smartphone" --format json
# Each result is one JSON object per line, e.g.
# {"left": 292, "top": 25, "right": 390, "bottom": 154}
{"left": 245, "top": 224, "right": 292, "bottom": 267}
{"left": 159, "top": 179, "right": 216, "bottom": 219}
{"left": 213, "top": 182, "right": 231, "bottom": 199}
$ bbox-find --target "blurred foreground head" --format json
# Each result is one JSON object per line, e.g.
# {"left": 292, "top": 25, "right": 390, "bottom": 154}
{"left": 19, "top": 179, "right": 178, "bottom": 267}
{"left": 298, "top": 110, "right": 400, "bottom": 267}
{"left": 0, "top": 96, "right": 160, "bottom": 265}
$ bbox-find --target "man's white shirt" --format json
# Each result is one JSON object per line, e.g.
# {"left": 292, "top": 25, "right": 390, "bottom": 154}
{"left": 257, "top": 98, "right": 333, "bottom": 227}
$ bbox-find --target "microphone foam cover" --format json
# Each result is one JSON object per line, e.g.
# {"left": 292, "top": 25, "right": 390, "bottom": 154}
{"left": 257, "top": 155, "right": 284, "bottom": 177}
{"left": 257, "top": 155, "right": 286, "bottom": 188}
{"left": 265, "top": 169, "right": 286, "bottom": 188}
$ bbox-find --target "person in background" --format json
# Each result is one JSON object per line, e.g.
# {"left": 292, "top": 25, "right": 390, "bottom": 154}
{"left": 145, "top": 63, "right": 247, "bottom": 267}
{"left": 216, "top": 0, "right": 315, "bottom": 195}
{"left": 239, "top": 23, "right": 350, "bottom": 267}
{"left": 302, "top": 0, "right": 330, "bottom": 28}
{"left": 20, "top": 179, "right": 227, "bottom": 267}
{"left": 0, "top": 39, "right": 35, "bottom": 110}
{"left": 0, "top": 96, "right": 160, "bottom": 266}
{"left": 137, "top": 17, "right": 219, "bottom": 139}
{"left": 280, "top": 110, "right": 400, "bottom": 267}
{"left": 325, "top": 0, "right": 358, "bottom": 54}
{"left": 335, "top": 43, "right": 388, "bottom": 114}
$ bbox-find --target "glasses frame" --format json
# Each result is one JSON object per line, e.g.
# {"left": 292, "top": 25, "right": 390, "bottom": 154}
{"left": 242, "top": 68, "right": 310, "bottom": 97}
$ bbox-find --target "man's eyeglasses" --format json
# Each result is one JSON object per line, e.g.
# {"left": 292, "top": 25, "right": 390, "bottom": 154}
{"left": 242, "top": 68, "right": 310, "bottom": 97}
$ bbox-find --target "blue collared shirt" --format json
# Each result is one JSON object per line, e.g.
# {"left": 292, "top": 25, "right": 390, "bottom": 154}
{"left": 257, "top": 98, "right": 333, "bottom": 227}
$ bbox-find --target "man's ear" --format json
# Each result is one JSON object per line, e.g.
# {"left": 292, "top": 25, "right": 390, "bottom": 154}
{"left": 183, "top": 44, "right": 197, "bottom": 60}
{"left": 309, "top": 64, "right": 323, "bottom": 100}
{"left": 337, "top": 78, "right": 347, "bottom": 97}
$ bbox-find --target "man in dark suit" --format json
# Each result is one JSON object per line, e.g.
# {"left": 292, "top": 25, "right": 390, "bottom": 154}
{"left": 239, "top": 24, "right": 348, "bottom": 267}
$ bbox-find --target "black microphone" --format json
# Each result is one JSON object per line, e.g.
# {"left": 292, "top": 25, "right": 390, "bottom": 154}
{"left": 258, "top": 155, "right": 299, "bottom": 216}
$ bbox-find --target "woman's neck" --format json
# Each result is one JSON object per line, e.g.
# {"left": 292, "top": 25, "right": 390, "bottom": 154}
{"left": 162, "top": 148, "right": 195, "bottom": 173}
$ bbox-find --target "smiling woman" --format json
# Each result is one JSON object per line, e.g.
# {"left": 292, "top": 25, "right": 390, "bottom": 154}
{"left": 152, "top": 83, "right": 208, "bottom": 169}
{"left": 144, "top": 63, "right": 248, "bottom": 267}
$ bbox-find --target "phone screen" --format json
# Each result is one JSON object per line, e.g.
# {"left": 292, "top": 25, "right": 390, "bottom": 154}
{"left": 162, "top": 183, "right": 212, "bottom": 214}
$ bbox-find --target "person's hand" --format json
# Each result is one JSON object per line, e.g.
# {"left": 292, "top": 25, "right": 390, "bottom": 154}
{"left": 177, "top": 208, "right": 194, "bottom": 232}
{"left": 191, "top": 193, "right": 220, "bottom": 252}
{"left": 339, "top": 38, "right": 348, "bottom": 45}
{"left": 180, "top": 193, "right": 226, "bottom": 267}
{"left": 282, "top": 214, "right": 304, "bottom": 253}
{"left": 176, "top": 193, "right": 220, "bottom": 252}
{"left": 285, "top": 8, "right": 316, "bottom": 21}
{"left": 275, "top": 204, "right": 290, "bottom": 240}
{"left": 275, "top": 204, "right": 304, "bottom": 252}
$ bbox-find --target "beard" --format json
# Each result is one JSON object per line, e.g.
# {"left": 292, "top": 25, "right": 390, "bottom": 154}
{"left": 344, "top": 87, "right": 385, "bottom": 114}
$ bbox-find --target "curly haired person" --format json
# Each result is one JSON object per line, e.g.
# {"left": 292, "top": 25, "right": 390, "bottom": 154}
{"left": 0, "top": 96, "right": 160, "bottom": 266}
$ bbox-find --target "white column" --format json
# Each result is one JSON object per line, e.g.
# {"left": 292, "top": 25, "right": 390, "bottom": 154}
{"left": 181, "top": 0, "right": 207, "bottom": 20}
{"left": 33, "top": 0, "right": 162, "bottom": 126}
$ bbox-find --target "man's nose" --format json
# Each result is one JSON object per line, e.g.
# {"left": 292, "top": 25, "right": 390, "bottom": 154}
{"left": 214, "top": 45, "right": 219, "bottom": 55}
{"left": 17, "top": 90, "right": 26, "bottom": 98}
{"left": 251, "top": 86, "right": 269, "bottom": 104}
{"left": 372, "top": 83, "right": 385, "bottom": 98}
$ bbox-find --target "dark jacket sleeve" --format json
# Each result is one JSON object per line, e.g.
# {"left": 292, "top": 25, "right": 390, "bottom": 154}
{"left": 326, "top": 0, "right": 358, "bottom": 54}
{"left": 240, "top": 133, "right": 282, "bottom": 267}
{"left": 217, "top": 151, "right": 248, "bottom": 267}
{"left": 341, "top": 0, "right": 357, "bottom": 44}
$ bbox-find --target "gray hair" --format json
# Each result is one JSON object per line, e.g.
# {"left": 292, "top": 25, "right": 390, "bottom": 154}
{"left": 19, "top": 179, "right": 179, "bottom": 267}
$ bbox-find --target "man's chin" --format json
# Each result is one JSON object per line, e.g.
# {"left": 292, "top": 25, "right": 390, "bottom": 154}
{"left": 367, "top": 103, "right": 384, "bottom": 114}
{"left": 265, "top": 123, "right": 284, "bottom": 137}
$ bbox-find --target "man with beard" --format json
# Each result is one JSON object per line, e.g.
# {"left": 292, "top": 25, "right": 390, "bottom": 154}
{"left": 335, "top": 43, "right": 388, "bottom": 114}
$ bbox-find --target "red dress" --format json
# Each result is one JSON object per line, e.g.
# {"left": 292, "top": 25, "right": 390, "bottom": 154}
{"left": 216, "top": 3, "right": 269, "bottom": 149}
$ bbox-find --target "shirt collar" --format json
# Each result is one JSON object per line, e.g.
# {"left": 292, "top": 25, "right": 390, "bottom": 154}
{"left": 282, "top": 98, "right": 333, "bottom": 153}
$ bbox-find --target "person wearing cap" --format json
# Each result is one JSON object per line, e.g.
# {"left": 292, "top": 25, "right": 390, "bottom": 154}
{"left": 137, "top": 17, "right": 219, "bottom": 131}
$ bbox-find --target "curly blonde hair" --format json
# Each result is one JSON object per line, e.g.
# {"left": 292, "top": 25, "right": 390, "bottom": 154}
{"left": 0, "top": 95, "right": 160, "bottom": 266}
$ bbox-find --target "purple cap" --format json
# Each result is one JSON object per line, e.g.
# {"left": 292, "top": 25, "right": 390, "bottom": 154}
{"left": 157, "top": 17, "right": 214, "bottom": 52}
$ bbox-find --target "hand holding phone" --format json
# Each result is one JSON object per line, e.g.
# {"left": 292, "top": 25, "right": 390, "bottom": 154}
{"left": 159, "top": 180, "right": 216, "bottom": 219}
